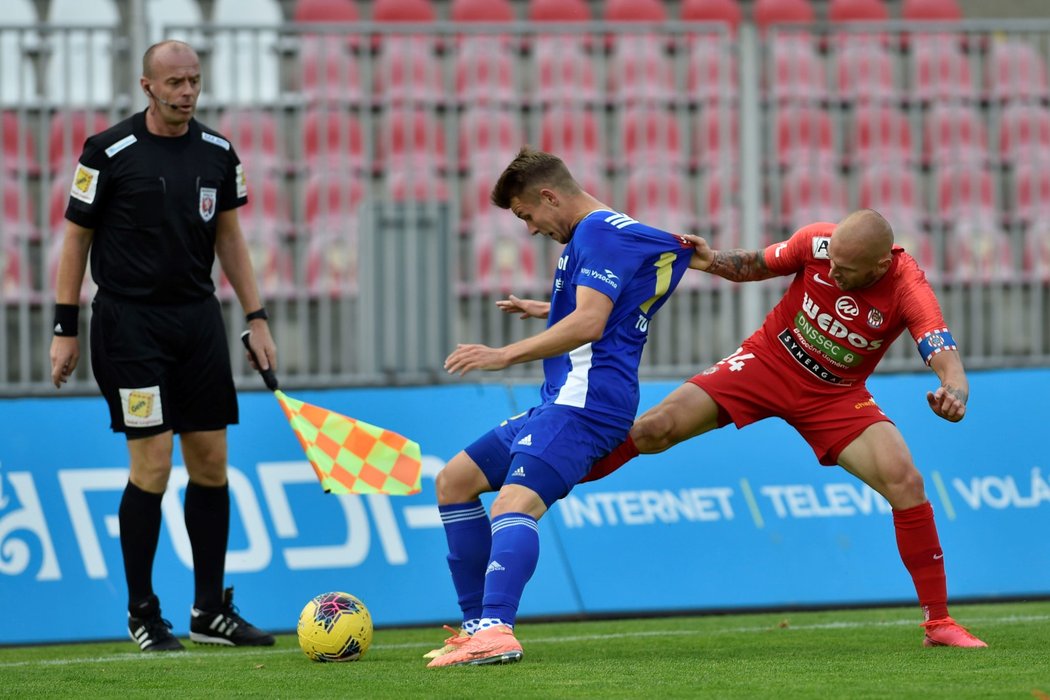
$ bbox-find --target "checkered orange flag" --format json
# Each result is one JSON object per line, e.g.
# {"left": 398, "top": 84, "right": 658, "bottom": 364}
{"left": 275, "top": 390, "right": 422, "bottom": 495}
{"left": 240, "top": 331, "right": 422, "bottom": 495}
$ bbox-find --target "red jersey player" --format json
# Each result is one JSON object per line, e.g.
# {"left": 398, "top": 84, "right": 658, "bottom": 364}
{"left": 584, "top": 209, "right": 987, "bottom": 648}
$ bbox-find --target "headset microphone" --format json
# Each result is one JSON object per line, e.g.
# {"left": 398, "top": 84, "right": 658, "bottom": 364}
{"left": 147, "top": 88, "right": 176, "bottom": 109}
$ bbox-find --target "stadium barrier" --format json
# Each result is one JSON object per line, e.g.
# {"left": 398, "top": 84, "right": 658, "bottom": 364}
{"left": 1, "top": 368, "right": 1046, "bottom": 645}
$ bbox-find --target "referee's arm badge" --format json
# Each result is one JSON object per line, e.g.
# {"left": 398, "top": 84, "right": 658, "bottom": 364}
{"left": 69, "top": 163, "right": 100, "bottom": 204}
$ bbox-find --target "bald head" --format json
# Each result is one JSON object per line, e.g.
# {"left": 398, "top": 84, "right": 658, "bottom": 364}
{"left": 142, "top": 40, "right": 198, "bottom": 79}
{"left": 827, "top": 209, "right": 895, "bottom": 289}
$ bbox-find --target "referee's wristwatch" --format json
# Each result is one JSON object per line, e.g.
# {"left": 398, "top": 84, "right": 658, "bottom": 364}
{"left": 245, "top": 307, "right": 269, "bottom": 323}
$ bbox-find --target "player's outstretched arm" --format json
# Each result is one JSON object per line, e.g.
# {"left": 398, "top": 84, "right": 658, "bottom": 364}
{"left": 703, "top": 247, "right": 780, "bottom": 282}
{"left": 496, "top": 294, "right": 550, "bottom": 320}
{"left": 926, "top": 350, "right": 968, "bottom": 422}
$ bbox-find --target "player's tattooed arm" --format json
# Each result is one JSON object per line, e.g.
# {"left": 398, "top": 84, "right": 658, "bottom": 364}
{"left": 945, "top": 384, "right": 968, "bottom": 405}
{"left": 704, "top": 249, "right": 779, "bottom": 282}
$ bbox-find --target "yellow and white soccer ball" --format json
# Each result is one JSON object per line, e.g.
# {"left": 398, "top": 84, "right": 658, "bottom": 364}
{"left": 297, "top": 591, "right": 373, "bottom": 662}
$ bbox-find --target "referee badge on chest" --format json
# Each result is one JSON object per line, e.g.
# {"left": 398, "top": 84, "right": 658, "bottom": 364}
{"left": 199, "top": 187, "right": 217, "bottom": 222}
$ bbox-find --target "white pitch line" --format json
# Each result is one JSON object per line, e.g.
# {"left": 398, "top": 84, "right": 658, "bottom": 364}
{"left": 1, "top": 613, "right": 1046, "bottom": 669}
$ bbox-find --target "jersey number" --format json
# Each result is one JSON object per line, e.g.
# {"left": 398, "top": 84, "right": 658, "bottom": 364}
{"left": 719, "top": 347, "right": 755, "bottom": 372}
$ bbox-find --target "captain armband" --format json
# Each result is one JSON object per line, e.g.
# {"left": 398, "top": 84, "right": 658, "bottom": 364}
{"left": 916, "top": 328, "right": 957, "bottom": 364}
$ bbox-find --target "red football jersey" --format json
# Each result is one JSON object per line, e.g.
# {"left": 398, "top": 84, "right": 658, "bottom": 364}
{"left": 753, "top": 222, "right": 954, "bottom": 386}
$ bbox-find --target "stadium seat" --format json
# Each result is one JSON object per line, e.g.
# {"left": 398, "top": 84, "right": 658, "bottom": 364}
{"left": 602, "top": 0, "right": 669, "bottom": 52}
{"left": 1023, "top": 223, "right": 1050, "bottom": 281}
{"left": 1009, "top": 161, "right": 1050, "bottom": 226}
{"left": 47, "top": 110, "right": 109, "bottom": 175}
{"left": 376, "top": 109, "right": 448, "bottom": 173}
{"left": 528, "top": 0, "right": 590, "bottom": 21}
{"left": 526, "top": 0, "right": 592, "bottom": 53}
{"left": 47, "top": 174, "right": 70, "bottom": 233}
{"left": 985, "top": 39, "right": 1050, "bottom": 104}
{"left": 623, "top": 168, "right": 693, "bottom": 217}
{"left": 878, "top": 206, "right": 935, "bottom": 272}
{"left": 46, "top": 0, "right": 117, "bottom": 106}
{"left": 1, "top": 241, "right": 33, "bottom": 303}
{"left": 922, "top": 103, "right": 989, "bottom": 166}
{"left": 768, "top": 41, "right": 828, "bottom": 103}
{"left": 1, "top": 111, "right": 39, "bottom": 176}
{"left": 681, "top": 0, "right": 742, "bottom": 35}
{"left": 467, "top": 212, "right": 541, "bottom": 295}
{"left": 752, "top": 0, "right": 815, "bottom": 46}
{"left": 457, "top": 109, "right": 524, "bottom": 169}
{"left": 209, "top": 0, "right": 282, "bottom": 105}
{"left": 454, "top": 45, "right": 517, "bottom": 106}
{"left": 826, "top": 0, "right": 890, "bottom": 48}
{"left": 849, "top": 103, "right": 914, "bottom": 167}
{"left": 901, "top": 0, "right": 962, "bottom": 21}
{"left": 1, "top": 175, "right": 37, "bottom": 243}
{"left": 774, "top": 104, "right": 836, "bottom": 167}
{"left": 832, "top": 44, "right": 898, "bottom": 103}
{"left": 372, "top": 0, "right": 437, "bottom": 51}
{"left": 998, "top": 103, "right": 1050, "bottom": 164}
{"left": 384, "top": 169, "right": 452, "bottom": 203}
{"left": 374, "top": 43, "right": 446, "bottom": 105}
{"left": 857, "top": 164, "right": 923, "bottom": 223}
{"left": 218, "top": 227, "right": 293, "bottom": 300}
{"left": 237, "top": 172, "right": 291, "bottom": 237}
{"left": 693, "top": 104, "right": 739, "bottom": 170}
{"left": 46, "top": 232, "right": 95, "bottom": 304}
{"left": 297, "top": 43, "right": 364, "bottom": 105}
{"left": 909, "top": 41, "right": 975, "bottom": 103}
{"left": 531, "top": 48, "right": 601, "bottom": 105}
{"left": 779, "top": 166, "right": 848, "bottom": 226}
{"left": 146, "top": 0, "right": 203, "bottom": 44}
{"left": 608, "top": 41, "right": 677, "bottom": 104}
{"left": 698, "top": 166, "right": 737, "bottom": 227}
{"left": 943, "top": 216, "right": 1013, "bottom": 283}
{"left": 302, "top": 110, "right": 366, "bottom": 172}
{"left": 687, "top": 43, "right": 738, "bottom": 104}
{"left": 539, "top": 107, "right": 604, "bottom": 164}
{"left": 303, "top": 171, "right": 366, "bottom": 226}
{"left": 934, "top": 167, "right": 996, "bottom": 224}
{"left": 618, "top": 107, "right": 685, "bottom": 169}
{"left": 305, "top": 223, "right": 360, "bottom": 297}
{"left": 217, "top": 109, "right": 282, "bottom": 174}
{"left": 292, "top": 0, "right": 358, "bottom": 22}
{"left": 0, "top": 0, "right": 38, "bottom": 106}
{"left": 451, "top": 0, "right": 515, "bottom": 52}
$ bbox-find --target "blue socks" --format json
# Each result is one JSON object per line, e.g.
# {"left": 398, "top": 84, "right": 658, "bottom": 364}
{"left": 439, "top": 501, "right": 491, "bottom": 625}
{"left": 481, "top": 512, "right": 539, "bottom": 628}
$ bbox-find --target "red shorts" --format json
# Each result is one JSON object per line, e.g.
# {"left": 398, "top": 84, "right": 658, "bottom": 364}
{"left": 687, "top": 339, "right": 893, "bottom": 466}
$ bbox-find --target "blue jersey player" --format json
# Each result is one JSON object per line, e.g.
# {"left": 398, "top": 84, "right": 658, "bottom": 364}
{"left": 428, "top": 147, "right": 699, "bottom": 667}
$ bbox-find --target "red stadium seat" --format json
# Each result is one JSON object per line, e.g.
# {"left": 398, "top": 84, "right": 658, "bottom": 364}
{"left": 528, "top": 0, "right": 590, "bottom": 20}
{"left": 374, "top": 44, "right": 445, "bottom": 105}
{"left": 998, "top": 103, "right": 1050, "bottom": 163}
{"left": 602, "top": 0, "right": 668, "bottom": 52}
{"left": 452, "top": 0, "right": 513, "bottom": 21}
{"left": 1023, "top": 223, "right": 1050, "bottom": 281}
{"left": 693, "top": 104, "right": 738, "bottom": 170}
{"left": 608, "top": 41, "right": 677, "bottom": 104}
{"left": 48, "top": 111, "right": 109, "bottom": 174}
{"left": 457, "top": 109, "right": 524, "bottom": 169}
{"left": 985, "top": 39, "right": 1050, "bottom": 104}
{"left": 218, "top": 228, "right": 292, "bottom": 300}
{"left": 217, "top": 109, "right": 281, "bottom": 173}
{"left": 768, "top": 41, "right": 828, "bottom": 103}
{"left": 923, "top": 103, "right": 989, "bottom": 166}
{"left": 775, "top": 104, "right": 836, "bottom": 167}
{"left": 910, "top": 41, "right": 975, "bottom": 103}
{"left": 857, "top": 164, "right": 922, "bottom": 222}
{"left": 849, "top": 104, "right": 913, "bottom": 166}
{"left": 384, "top": 169, "right": 451, "bottom": 203}
{"left": 901, "top": 0, "right": 961, "bottom": 21}
{"left": 934, "top": 167, "right": 996, "bottom": 223}
{"left": 526, "top": 0, "right": 592, "bottom": 53}
{"left": 1, "top": 175, "right": 37, "bottom": 242}
{"left": 944, "top": 216, "right": 1012, "bottom": 283}
{"left": 753, "top": 0, "right": 815, "bottom": 46}
{"left": 827, "top": 0, "right": 889, "bottom": 48}
{"left": 1, "top": 111, "right": 39, "bottom": 175}
{"left": 467, "top": 212, "right": 541, "bottom": 295}
{"left": 46, "top": 232, "right": 95, "bottom": 304}
{"left": 1009, "top": 161, "right": 1050, "bottom": 226}
{"left": 47, "top": 175, "right": 70, "bottom": 232}
{"left": 779, "top": 166, "right": 848, "bottom": 225}
{"left": 619, "top": 107, "right": 684, "bottom": 168}
{"left": 455, "top": 46, "right": 517, "bottom": 106}
{"left": 302, "top": 110, "right": 366, "bottom": 172}
{"left": 1, "top": 242, "right": 33, "bottom": 303}
{"left": 681, "top": 0, "right": 742, "bottom": 35}
{"left": 878, "top": 206, "right": 935, "bottom": 272}
{"left": 532, "top": 48, "right": 600, "bottom": 105}
{"left": 292, "top": 0, "right": 357, "bottom": 21}
{"left": 624, "top": 168, "right": 693, "bottom": 216}
{"left": 687, "top": 43, "right": 738, "bottom": 104}
{"left": 303, "top": 172, "right": 366, "bottom": 223}
{"left": 540, "top": 107, "right": 603, "bottom": 163}
{"left": 305, "top": 223, "right": 359, "bottom": 298}
{"left": 833, "top": 44, "right": 897, "bottom": 103}
{"left": 237, "top": 173, "right": 290, "bottom": 237}
{"left": 373, "top": 0, "right": 434, "bottom": 21}
{"left": 699, "top": 166, "right": 737, "bottom": 225}
{"left": 377, "top": 109, "right": 447, "bottom": 172}
{"left": 297, "top": 43, "right": 363, "bottom": 105}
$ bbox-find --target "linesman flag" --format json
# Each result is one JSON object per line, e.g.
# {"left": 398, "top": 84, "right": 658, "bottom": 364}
{"left": 240, "top": 331, "right": 422, "bottom": 495}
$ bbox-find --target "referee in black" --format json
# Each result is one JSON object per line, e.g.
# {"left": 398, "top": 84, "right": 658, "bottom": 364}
{"left": 49, "top": 40, "right": 277, "bottom": 652}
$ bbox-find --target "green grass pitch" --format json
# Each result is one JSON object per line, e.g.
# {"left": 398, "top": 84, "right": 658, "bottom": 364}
{"left": 2, "top": 601, "right": 1048, "bottom": 699}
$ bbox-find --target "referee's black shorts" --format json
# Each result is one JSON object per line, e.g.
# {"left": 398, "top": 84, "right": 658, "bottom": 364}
{"left": 90, "top": 293, "right": 238, "bottom": 438}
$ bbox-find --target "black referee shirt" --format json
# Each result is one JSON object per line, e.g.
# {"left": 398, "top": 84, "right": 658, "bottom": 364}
{"left": 65, "top": 110, "right": 248, "bottom": 304}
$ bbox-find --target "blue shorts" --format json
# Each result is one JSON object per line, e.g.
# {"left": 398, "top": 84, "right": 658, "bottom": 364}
{"left": 464, "top": 403, "right": 631, "bottom": 507}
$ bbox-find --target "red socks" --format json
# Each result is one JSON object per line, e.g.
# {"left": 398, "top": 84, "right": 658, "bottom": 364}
{"left": 579, "top": 435, "right": 640, "bottom": 484}
{"left": 892, "top": 501, "right": 949, "bottom": 621}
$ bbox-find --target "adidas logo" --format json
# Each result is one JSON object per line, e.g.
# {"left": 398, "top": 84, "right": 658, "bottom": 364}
{"left": 54, "top": 323, "right": 63, "bottom": 334}
{"left": 511, "top": 466, "right": 526, "bottom": 478}
{"left": 485, "top": 560, "right": 506, "bottom": 575}
{"left": 516, "top": 434, "right": 532, "bottom": 446}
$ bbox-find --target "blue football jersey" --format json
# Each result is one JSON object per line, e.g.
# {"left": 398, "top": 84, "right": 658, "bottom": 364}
{"left": 540, "top": 210, "right": 693, "bottom": 420}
